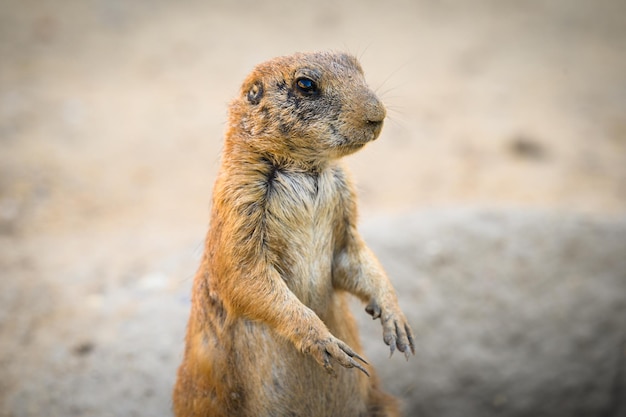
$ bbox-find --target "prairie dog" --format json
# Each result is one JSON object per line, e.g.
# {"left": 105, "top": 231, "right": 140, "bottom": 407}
{"left": 173, "top": 51, "right": 415, "bottom": 417}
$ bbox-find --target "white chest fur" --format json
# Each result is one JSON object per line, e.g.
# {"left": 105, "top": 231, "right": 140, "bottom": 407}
{"left": 264, "top": 166, "right": 342, "bottom": 310}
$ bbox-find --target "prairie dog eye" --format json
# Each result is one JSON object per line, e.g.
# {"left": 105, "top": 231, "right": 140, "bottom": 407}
{"left": 295, "top": 77, "right": 318, "bottom": 95}
{"left": 247, "top": 82, "right": 263, "bottom": 104}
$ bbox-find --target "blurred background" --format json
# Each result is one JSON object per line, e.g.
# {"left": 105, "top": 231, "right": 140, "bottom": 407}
{"left": 1, "top": 0, "right": 625, "bottom": 416}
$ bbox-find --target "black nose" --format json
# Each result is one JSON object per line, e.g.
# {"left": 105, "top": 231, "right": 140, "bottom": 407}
{"left": 366, "top": 119, "right": 384, "bottom": 139}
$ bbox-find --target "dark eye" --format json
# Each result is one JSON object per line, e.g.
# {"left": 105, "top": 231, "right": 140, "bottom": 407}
{"left": 295, "top": 77, "right": 318, "bottom": 95}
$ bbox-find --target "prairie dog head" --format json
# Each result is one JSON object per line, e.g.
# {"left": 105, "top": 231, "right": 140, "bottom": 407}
{"left": 228, "top": 51, "right": 386, "bottom": 164}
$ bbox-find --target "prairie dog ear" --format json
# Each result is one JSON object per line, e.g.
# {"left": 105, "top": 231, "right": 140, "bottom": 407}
{"left": 247, "top": 81, "right": 264, "bottom": 105}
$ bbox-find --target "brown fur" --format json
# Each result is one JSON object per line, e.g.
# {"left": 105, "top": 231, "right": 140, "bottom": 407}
{"left": 173, "top": 51, "right": 415, "bottom": 417}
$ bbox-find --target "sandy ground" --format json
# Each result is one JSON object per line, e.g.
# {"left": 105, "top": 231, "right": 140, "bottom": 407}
{"left": 1, "top": 0, "right": 625, "bottom": 416}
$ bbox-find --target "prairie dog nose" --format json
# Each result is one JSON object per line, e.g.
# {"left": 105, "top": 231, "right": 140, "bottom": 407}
{"left": 364, "top": 95, "right": 386, "bottom": 125}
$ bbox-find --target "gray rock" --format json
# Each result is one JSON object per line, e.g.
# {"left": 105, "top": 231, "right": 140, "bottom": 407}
{"left": 356, "top": 210, "right": 626, "bottom": 417}
{"left": 2, "top": 209, "right": 624, "bottom": 417}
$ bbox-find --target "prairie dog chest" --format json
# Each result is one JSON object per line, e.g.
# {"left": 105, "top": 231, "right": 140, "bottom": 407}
{"left": 264, "top": 165, "right": 345, "bottom": 303}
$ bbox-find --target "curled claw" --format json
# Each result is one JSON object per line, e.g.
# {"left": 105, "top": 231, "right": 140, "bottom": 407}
{"left": 383, "top": 330, "right": 396, "bottom": 357}
{"left": 336, "top": 339, "right": 369, "bottom": 366}
{"left": 309, "top": 336, "right": 371, "bottom": 377}
{"left": 396, "top": 321, "right": 416, "bottom": 359}
{"left": 330, "top": 339, "right": 370, "bottom": 377}
{"left": 406, "top": 323, "right": 416, "bottom": 356}
{"left": 382, "top": 315, "right": 397, "bottom": 356}
{"left": 351, "top": 360, "right": 370, "bottom": 377}
{"left": 380, "top": 310, "right": 416, "bottom": 359}
{"left": 339, "top": 354, "right": 370, "bottom": 377}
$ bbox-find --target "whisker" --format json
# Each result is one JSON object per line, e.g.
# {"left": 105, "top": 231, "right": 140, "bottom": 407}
{"left": 374, "top": 58, "right": 413, "bottom": 95}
